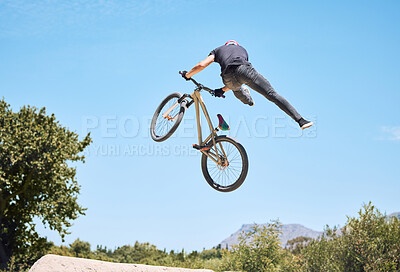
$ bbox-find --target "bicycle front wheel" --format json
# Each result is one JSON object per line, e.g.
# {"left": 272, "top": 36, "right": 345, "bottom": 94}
{"left": 150, "top": 92, "right": 185, "bottom": 142}
{"left": 201, "top": 136, "right": 248, "bottom": 192}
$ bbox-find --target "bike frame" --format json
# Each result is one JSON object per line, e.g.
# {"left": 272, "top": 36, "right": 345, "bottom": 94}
{"left": 190, "top": 89, "right": 225, "bottom": 165}
{"left": 165, "top": 76, "right": 228, "bottom": 165}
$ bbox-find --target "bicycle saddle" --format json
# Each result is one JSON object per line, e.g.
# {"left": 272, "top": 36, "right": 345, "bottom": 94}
{"left": 217, "top": 114, "right": 230, "bottom": 131}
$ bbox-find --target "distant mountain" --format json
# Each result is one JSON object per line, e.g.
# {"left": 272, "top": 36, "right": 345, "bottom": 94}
{"left": 219, "top": 223, "right": 322, "bottom": 249}
{"left": 387, "top": 212, "right": 400, "bottom": 220}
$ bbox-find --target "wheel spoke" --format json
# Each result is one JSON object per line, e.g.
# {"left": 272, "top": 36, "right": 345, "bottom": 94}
{"left": 154, "top": 96, "right": 181, "bottom": 138}
{"left": 204, "top": 139, "right": 244, "bottom": 189}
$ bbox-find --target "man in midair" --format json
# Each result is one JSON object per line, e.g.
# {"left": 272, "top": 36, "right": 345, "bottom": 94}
{"left": 182, "top": 40, "right": 313, "bottom": 129}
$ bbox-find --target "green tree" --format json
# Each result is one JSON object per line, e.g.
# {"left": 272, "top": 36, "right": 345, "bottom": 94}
{"left": 112, "top": 241, "right": 167, "bottom": 264}
{"left": 299, "top": 228, "right": 344, "bottom": 271}
{"left": 199, "top": 248, "right": 222, "bottom": 260}
{"left": 286, "top": 236, "right": 313, "bottom": 255}
{"left": 341, "top": 203, "right": 400, "bottom": 271}
{"left": 222, "top": 221, "right": 283, "bottom": 272}
{"left": 70, "top": 239, "right": 92, "bottom": 258}
{"left": 47, "top": 244, "right": 74, "bottom": 258}
{"left": 301, "top": 203, "right": 400, "bottom": 271}
{"left": 0, "top": 100, "right": 91, "bottom": 269}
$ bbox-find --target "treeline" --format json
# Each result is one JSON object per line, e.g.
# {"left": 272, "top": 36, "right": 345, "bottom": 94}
{"left": 2, "top": 203, "right": 400, "bottom": 272}
{"left": 55, "top": 203, "right": 400, "bottom": 272}
{"left": 47, "top": 240, "right": 225, "bottom": 270}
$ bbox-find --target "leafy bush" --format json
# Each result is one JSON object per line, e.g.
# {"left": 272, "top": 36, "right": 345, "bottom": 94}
{"left": 300, "top": 202, "right": 400, "bottom": 271}
{"left": 221, "top": 221, "right": 283, "bottom": 272}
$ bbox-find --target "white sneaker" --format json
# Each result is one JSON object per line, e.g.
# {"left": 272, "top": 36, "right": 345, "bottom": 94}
{"left": 299, "top": 119, "right": 313, "bottom": 130}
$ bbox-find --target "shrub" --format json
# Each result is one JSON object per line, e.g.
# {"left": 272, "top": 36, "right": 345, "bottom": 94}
{"left": 221, "top": 221, "right": 283, "bottom": 272}
{"left": 301, "top": 203, "right": 400, "bottom": 272}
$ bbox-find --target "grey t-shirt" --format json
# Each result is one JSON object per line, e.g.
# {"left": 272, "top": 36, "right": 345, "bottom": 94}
{"left": 209, "top": 44, "right": 250, "bottom": 75}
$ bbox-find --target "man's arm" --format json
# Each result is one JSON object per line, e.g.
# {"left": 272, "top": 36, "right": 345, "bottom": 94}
{"left": 185, "top": 55, "right": 215, "bottom": 78}
{"left": 184, "top": 54, "right": 230, "bottom": 94}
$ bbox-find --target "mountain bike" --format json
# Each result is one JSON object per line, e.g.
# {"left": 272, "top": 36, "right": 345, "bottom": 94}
{"left": 150, "top": 72, "right": 248, "bottom": 192}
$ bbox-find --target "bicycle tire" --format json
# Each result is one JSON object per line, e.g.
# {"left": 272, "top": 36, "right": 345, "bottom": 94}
{"left": 150, "top": 92, "right": 186, "bottom": 142}
{"left": 201, "top": 136, "right": 248, "bottom": 192}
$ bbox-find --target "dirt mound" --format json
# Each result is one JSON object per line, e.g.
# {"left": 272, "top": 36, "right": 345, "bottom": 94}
{"left": 29, "top": 254, "right": 215, "bottom": 272}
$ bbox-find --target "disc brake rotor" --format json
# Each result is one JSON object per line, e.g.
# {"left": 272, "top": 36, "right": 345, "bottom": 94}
{"left": 217, "top": 156, "right": 229, "bottom": 170}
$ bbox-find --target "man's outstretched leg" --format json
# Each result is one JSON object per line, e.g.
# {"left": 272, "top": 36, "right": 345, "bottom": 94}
{"left": 240, "top": 66, "right": 313, "bottom": 129}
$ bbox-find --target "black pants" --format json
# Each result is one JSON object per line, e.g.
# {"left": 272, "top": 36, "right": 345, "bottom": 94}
{"left": 222, "top": 64, "right": 302, "bottom": 122}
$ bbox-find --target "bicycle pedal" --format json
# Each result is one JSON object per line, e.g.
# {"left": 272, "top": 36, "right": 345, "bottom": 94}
{"left": 192, "top": 144, "right": 211, "bottom": 151}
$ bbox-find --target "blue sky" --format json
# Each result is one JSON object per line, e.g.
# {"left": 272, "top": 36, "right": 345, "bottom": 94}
{"left": 1, "top": 0, "right": 399, "bottom": 252}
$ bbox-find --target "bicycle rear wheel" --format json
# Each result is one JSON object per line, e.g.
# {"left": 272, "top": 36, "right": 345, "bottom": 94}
{"left": 150, "top": 92, "right": 186, "bottom": 142}
{"left": 201, "top": 136, "right": 248, "bottom": 192}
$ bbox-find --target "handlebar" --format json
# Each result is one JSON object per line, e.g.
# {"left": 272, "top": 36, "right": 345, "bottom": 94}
{"left": 179, "top": 71, "right": 225, "bottom": 98}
